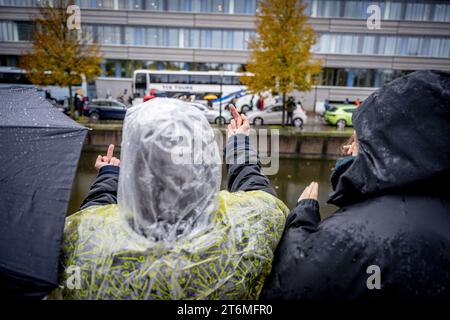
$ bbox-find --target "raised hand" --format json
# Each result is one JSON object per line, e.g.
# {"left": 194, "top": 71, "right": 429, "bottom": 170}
{"left": 95, "top": 144, "right": 120, "bottom": 172}
{"left": 227, "top": 105, "right": 250, "bottom": 139}
{"left": 298, "top": 182, "right": 319, "bottom": 202}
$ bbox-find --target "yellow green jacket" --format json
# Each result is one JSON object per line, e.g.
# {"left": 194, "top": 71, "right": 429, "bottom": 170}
{"left": 57, "top": 190, "right": 288, "bottom": 300}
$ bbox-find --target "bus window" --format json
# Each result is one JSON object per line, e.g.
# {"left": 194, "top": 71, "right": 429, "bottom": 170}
{"left": 150, "top": 74, "right": 169, "bottom": 83}
{"left": 210, "top": 75, "right": 221, "bottom": 84}
{"left": 169, "top": 74, "right": 189, "bottom": 84}
{"left": 190, "top": 75, "right": 210, "bottom": 84}
{"left": 222, "top": 76, "right": 235, "bottom": 85}
{"left": 232, "top": 76, "right": 242, "bottom": 85}
{"left": 135, "top": 72, "right": 147, "bottom": 97}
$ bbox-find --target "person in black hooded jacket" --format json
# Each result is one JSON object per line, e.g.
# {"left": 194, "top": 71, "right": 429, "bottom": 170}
{"left": 260, "top": 70, "right": 450, "bottom": 300}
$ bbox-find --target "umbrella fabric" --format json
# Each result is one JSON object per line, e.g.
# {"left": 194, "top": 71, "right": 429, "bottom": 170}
{"left": 0, "top": 87, "right": 87, "bottom": 299}
{"left": 203, "top": 94, "right": 218, "bottom": 100}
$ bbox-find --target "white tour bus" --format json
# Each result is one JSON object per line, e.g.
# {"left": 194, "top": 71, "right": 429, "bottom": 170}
{"left": 132, "top": 70, "right": 248, "bottom": 107}
{"left": 0, "top": 67, "right": 88, "bottom": 103}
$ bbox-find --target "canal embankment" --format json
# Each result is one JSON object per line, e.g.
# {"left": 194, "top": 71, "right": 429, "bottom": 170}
{"left": 81, "top": 122, "right": 353, "bottom": 159}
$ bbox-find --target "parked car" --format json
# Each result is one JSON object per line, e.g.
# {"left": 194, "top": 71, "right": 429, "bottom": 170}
{"left": 85, "top": 99, "right": 128, "bottom": 121}
{"left": 246, "top": 104, "right": 307, "bottom": 127}
{"left": 323, "top": 104, "right": 357, "bottom": 128}
{"left": 188, "top": 102, "right": 232, "bottom": 125}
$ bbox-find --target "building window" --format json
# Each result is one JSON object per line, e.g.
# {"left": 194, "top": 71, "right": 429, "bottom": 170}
{"left": 97, "top": 25, "right": 122, "bottom": 44}
{"left": 405, "top": 2, "right": 432, "bottom": 21}
{"left": 315, "top": 33, "right": 450, "bottom": 58}
{"left": 185, "top": 29, "right": 200, "bottom": 48}
{"left": 234, "top": 0, "right": 256, "bottom": 14}
{"left": 433, "top": 3, "right": 450, "bottom": 22}
{"left": 0, "top": 21, "right": 16, "bottom": 41}
{"left": 0, "top": 54, "right": 18, "bottom": 66}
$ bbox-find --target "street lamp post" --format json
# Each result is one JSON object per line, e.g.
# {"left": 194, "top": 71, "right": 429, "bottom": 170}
{"left": 219, "top": 71, "right": 224, "bottom": 126}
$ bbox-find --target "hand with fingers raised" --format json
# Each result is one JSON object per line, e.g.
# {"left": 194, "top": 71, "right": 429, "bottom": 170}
{"left": 95, "top": 144, "right": 121, "bottom": 172}
{"left": 298, "top": 182, "right": 319, "bottom": 202}
{"left": 227, "top": 105, "right": 251, "bottom": 139}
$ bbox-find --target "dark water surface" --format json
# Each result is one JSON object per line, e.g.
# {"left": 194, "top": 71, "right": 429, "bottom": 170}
{"left": 68, "top": 151, "right": 339, "bottom": 218}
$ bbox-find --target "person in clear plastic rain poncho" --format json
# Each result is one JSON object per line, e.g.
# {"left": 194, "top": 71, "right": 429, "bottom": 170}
{"left": 55, "top": 98, "right": 288, "bottom": 300}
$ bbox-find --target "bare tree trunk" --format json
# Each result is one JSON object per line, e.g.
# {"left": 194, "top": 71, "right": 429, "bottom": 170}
{"left": 282, "top": 92, "right": 286, "bottom": 127}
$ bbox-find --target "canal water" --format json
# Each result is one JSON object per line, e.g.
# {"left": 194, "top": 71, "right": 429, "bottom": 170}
{"left": 68, "top": 151, "right": 340, "bottom": 219}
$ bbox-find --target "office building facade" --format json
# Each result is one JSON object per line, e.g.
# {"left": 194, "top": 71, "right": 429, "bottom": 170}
{"left": 0, "top": 0, "right": 449, "bottom": 108}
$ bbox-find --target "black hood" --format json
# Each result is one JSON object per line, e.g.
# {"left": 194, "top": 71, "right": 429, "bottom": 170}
{"left": 329, "top": 70, "right": 450, "bottom": 207}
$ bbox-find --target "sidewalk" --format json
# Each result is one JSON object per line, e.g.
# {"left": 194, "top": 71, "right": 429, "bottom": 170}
{"left": 77, "top": 115, "right": 354, "bottom": 138}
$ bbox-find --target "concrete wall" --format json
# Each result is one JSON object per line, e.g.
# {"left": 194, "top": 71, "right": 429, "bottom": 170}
{"left": 84, "top": 126, "right": 352, "bottom": 159}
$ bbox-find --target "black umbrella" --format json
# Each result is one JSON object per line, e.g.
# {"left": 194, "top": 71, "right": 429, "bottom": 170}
{"left": 0, "top": 87, "right": 87, "bottom": 299}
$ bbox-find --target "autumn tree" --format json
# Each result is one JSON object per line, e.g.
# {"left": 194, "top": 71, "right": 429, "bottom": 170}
{"left": 241, "top": 0, "right": 322, "bottom": 125}
{"left": 21, "top": 0, "right": 102, "bottom": 118}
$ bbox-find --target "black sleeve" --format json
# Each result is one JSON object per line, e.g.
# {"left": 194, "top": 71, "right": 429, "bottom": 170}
{"left": 225, "top": 134, "right": 275, "bottom": 196}
{"left": 79, "top": 165, "right": 120, "bottom": 210}
{"left": 260, "top": 200, "right": 366, "bottom": 300}
{"left": 284, "top": 199, "right": 321, "bottom": 232}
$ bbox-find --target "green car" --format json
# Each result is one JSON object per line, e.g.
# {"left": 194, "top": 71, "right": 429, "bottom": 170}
{"left": 324, "top": 104, "right": 358, "bottom": 127}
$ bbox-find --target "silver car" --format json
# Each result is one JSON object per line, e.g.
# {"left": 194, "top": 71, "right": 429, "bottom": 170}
{"left": 188, "top": 102, "right": 232, "bottom": 125}
{"left": 246, "top": 104, "right": 307, "bottom": 127}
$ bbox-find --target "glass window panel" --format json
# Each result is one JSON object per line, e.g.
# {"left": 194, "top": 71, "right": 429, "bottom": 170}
{"left": 150, "top": 73, "right": 169, "bottom": 83}
{"left": 361, "top": 35, "right": 376, "bottom": 54}
{"left": 243, "top": 31, "right": 253, "bottom": 49}
{"left": 405, "top": 2, "right": 432, "bottom": 21}
{"left": 169, "top": 74, "right": 189, "bottom": 83}
{"left": 17, "top": 22, "right": 32, "bottom": 41}
{"left": 167, "top": 28, "right": 179, "bottom": 47}
{"left": 233, "top": 30, "right": 244, "bottom": 50}
{"left": 201, "top": 29, "right": 212, "bottom": 48}
{"left": 429, "top": 38, "right": 441, "bottom": 57}
{"left": 119, "top": 0, "right": 142, "bottom": 10}
{"left": 354, "top": 69, "right": 375, "bottom": 87}
{"left": 124, "top": 27, "right": 134, "bottom": 45}
{"left": 190, "top": 74, "right": 210, "bottom": 84}
{"left": 0, "top": 21, "right": 18, "bottom": 41}
{"left": 167, "top": 0, "right": 180, "bottom": 11}
{"left": 145, "top": 27, "right": 159, "bottom": 46}
{"left": 135, "top": 72, "right": 147, "bottom": 92}
{"left": 98, "top": 25, "right": 122, "bottom": 44}
{"left": 144, "top": 0, "right": 163, "bottom": 10}
{"left": 419, "top": 38, "right": 430, "bottom": 57}
{"left": 316, "top": 0, "right": 341, "bottom": 17}
{"left": 437, "top": 38, "right": 450, "bottom": 58}
{"left": 336, "top": 69, "right": 348, "bottom": 86}
{"left": 185, "top": 29, "right": 200, "bottom": 48}
{"left": 406, "top": 37, "right": 420, "bottom": 56}
{"left": 210, "top": 75, "right": 221, "bottom": 84}
{"left": 83, "top": 25, "right": 95, "bottom": 43}
{"left": 222, "top": 30, "right": 232, "bottom": 49}
{"left": 383, "top": 1, "right": 402, "bottom": 20}
{"left": 303, "top": 0, "right": 313, "bottom": 16}
{"left": 211, "top": 30, "right": 222, "bottom": 48}
{"left": 234, "top": 0, "right": 256, "bottom": 14}
{"left": 191, "top": 0, "right": 201, "bottom": 12}
{"left": 222, "top": 75, "right": 234, "bottom": 85}
{"left": 378, "top": 36, "right": 396, "bottom": 55}
{"left": 343, "top": 1, "right": 370, "bottom": 18}
{"left": 211, "top": 0, "right": 227, "bottom": 13}
{"left": 98, "top": 0, "right": 114, "bottom": 9}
